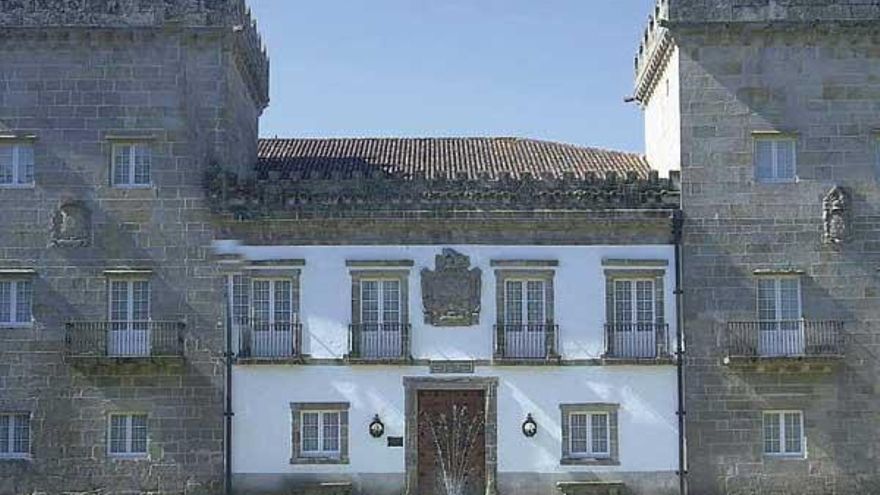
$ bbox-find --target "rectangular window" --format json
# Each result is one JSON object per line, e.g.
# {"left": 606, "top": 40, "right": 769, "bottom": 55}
{"left": 757, "top": 277, "right": 801, "bottom": 322}
{"left": 299, "top": 411, "right": 341, "bottom": 456}
{"left": 763, "top": 411, "right": 804, "bottom": 456}
{"left": 0, "top": 413, "right": 30, "bottom": 458}
{"left": 613, "top": 279, "right": 655, "bottom": 324}
{"left": 109, "top": 279, "right": 150, "bottom": 330}
{"left": 112, "top": 143, "right": 151, "bottom": 187}
{"left": 108, "top": 414, "right": 148, "bottom": 457}
{"left": 360, "top": 279, "right": 401, "bottom": 327}
{"left": 755, "top": 138, "right": 796, "bottom": 182}
{"left": 0, "top": 279, "right": 33, "bottom": 326}
{"left": 503, "top": 279, "right": 546, "bottom": 325}
{"left": 291, "top": 403, "right": 349, "bottom": 464}
{"left": 568, "top": 412, "right": 610, "bottom": 458}
{"left": 560, "top": 403, "right": 618, "bottom": 465}
{"left": 252, "top": 279, "right": 296, "bottom": 328}
{"left": 0, "top": 143, "right": 34, "bottom": 187}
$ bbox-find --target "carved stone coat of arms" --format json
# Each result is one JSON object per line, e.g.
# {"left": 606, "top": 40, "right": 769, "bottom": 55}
{"left": 823, "top": 185, "right": 850, "bottom": 246}
{"left": 421, "top": 249, "right": 481, "bottom": 327}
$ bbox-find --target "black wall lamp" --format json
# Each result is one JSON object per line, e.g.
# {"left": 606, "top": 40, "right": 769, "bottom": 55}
{"left": 522, "top": 413, "right": 537, "bottom": 438}
{"left": 369, "top": 414, "right": 385, "bottom": 438}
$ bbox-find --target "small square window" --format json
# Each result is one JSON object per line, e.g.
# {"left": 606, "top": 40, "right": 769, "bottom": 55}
{"left": 112, "top": 143, "right": 151, "bottom": 187}
{"left": 0, "top": 413, "right": 31, "bottom": 458}
{"left": 763, "top": 411, "right": 804, "bottom": 457}
{"left": 290, "top": 402, "right": 349, "bottom": 464}
{"left": 0, "top": 143, "right": 34, "bottom": 187}
{"left": 560, "top": 403, "right": 619, "bottom": 465}
{"left": 755, "top": 137, "right": 797, "bottom": 183}
{"left": 108, "top": 413, "right": 148, "bottom": 457}
{"left": 0, "top": 279, "right": 33, "bottom": 326}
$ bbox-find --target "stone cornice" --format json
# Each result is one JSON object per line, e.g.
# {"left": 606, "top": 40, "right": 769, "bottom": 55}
{"left": 205, "top": 166, "right": 679, "bottom": 220}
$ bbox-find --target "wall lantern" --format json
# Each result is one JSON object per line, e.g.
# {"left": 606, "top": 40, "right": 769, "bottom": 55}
{"left": 522, "top": 413, "right": 537, "bottom": 438}
{"left": 369, "top": 415, "right": 385, "bottom": 438}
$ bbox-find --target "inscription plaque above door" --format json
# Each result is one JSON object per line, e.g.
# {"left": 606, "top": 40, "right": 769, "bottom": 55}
{"left": 421, "top": 249, "right": 482, "bottom": 327}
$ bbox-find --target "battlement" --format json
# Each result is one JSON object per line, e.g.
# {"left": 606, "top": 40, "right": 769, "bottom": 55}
{"left": 633, "top": 0, "right": 880, "bottom": 103}
{"left": 0, "top": 0, "right": 269, "bottom": 108}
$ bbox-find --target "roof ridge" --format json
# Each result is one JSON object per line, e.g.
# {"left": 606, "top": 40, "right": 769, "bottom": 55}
{"left": 257, "top": 136, "right": 645, "bottom": 157}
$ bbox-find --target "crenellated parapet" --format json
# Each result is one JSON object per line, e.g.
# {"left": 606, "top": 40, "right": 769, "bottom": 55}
{"left": 633, "top": 0, "right": 671, "bottom": 105}
{"left": 0, "top": 0, "right": 269, "bottom": 108}
{"left": 205, "top": 165, "right": 679, "bottom": 220}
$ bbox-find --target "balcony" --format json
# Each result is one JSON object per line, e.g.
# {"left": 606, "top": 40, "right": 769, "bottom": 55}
{"left": 347, "top": 323, "right": 411, "bottom": 362}
{"left": 66, "top": 321, "right": 184, "bottom": 359}
{"left": 236, "top": 321, "right": 303, "bottom": 361}
{"left": 494, "top": 324, "right": 559, "bottom": 362}
{"left": 725, "top": 320, "right": 844, "bottom": 368}
{"left": 603, "top": 323, "right": 671, "bottom": 362}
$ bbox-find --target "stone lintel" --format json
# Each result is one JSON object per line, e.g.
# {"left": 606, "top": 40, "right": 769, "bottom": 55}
{"left": 0, "top": 268, "right": 37, "bottom": 277}
{"left": 601, "top": 258, "right": 669, "bottom": 267}
{"left": 345, "top": 260, "right": 414, "bottom": 268}
{"left": 753, "top": 268, "right": 805, "bottom": 276}
{"left": 103, "top": 268, "right": 153, "bottom": 276}
{"left": 490, "top": 259, "right": 558, "bottom": 268}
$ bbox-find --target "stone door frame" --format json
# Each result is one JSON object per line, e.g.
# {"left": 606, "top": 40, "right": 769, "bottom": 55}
{"left": 404, "top": 376, "right": 499, "bottom": 495}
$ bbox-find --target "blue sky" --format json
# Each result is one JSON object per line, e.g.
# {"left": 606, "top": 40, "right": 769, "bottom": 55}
{"left": 248, "top": 0, "right": 655, "bottom": 153}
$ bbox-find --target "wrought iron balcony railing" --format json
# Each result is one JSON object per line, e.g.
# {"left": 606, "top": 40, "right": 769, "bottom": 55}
{"left": 725, "top": 320, "right": 844, "bottom": 359}
{"left": 494, "top": 323, "right": 559, "bottom": 360}
{"left": 236, "top": 321, "right": 303, "bottom": 359}
{"left": 348, "top": 323, "right": 411, "bottom": 360}
{"left": 66, "top": 321, "right": 185, "bottom": 358}
{"left": 604, "top": 322, "right": 670, "bottom": 359}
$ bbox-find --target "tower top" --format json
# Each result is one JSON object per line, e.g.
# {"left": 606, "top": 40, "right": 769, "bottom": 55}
{"left": 632, "top": 0, "right": 880, "bottom": 103}
{"left": 0, "top": 0, "right": 250, "bottom": 28}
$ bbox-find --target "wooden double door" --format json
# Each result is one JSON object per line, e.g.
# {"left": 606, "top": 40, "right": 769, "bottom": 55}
{"left": 416, "top": 389, "right": 486, "bottom": 495}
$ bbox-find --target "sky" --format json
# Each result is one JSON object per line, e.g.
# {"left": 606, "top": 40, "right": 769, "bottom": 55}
{"left": 248, "top": 0, "right": 655, "bottom": 153}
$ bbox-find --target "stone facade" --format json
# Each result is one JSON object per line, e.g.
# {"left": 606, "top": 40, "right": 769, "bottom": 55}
{"left": 0, "top": 1, "right": 268, "bottom": 493}
{"left": 638, "top": 0, "right": 880, "bottom": 493}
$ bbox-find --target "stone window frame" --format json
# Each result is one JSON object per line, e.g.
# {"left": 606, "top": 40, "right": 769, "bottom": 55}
{"left": 107, "top": 412, "right": 149, "bottom": 459}
{"left": 108, "top": 138, "right": 154, "bottom": 189}
{"left": 290, "top": 402, "right": 350, "bottom": 465}
{"left": 228, "top": 264, "right": 305, "bottom": 358}
{"left": 0, "top": 270, "right": 36, "bottom": 328}
{"left": 348, "top": 268, "right": 411, "bottom": 360}
{"left": 0, "top": 136, "right": 36, "bottom": 188}
{"left": 762, "top": 410, "right": 806, "bottom": 459}
{"left": 493, "top": 268, "right": 557, "bottom": 360}
{"left": 752, "top": 131, "right": 798, "bottom": 184}
{"left": 559, "top": 403, "right": 620, "bottom": 466}
{"left": 403, "top": 377, "right": 498, "bottom": 495}
{"left": 874, "top": 131, "right": 880, "bottom": 179}
{"left": 0, "top": 411, "right": 31, "bottom": 460}
{"left": 603, "top": 266, "right": 667, "bottom": 357}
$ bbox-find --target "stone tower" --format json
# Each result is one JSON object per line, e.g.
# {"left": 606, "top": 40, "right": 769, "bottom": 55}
{"left": 0, "top": 1, "right": 267, "bottom": 493}
{"left": 637, "top": 1, "right": 880, "bottom": 494}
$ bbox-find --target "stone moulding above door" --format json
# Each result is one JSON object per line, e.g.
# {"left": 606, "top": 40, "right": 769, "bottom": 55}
{"left": 420, "top": 249, "right": 482, "bottom": 327}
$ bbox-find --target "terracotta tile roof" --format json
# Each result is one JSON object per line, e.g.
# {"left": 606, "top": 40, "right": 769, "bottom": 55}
{"left": 256, "top": 137, "right": 650, "bottom": 180}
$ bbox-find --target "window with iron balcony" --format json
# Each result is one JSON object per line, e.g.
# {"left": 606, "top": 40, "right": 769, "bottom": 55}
{"left": 602, "top": 261, "right": 669, "bottom": 361}
{"left": 229, "top": 271, "right": 303, "bottom": 361}
{"left": 492, "top": 263, "right": 558, "bottom": 362}
{"left": 66, "top": 271, "right": 184, "bottom": 359}
{"left": 725, "top": 274, "right": 844, "bottom": 363}
{"left": 347, "top": 263, "right": 412, "bottom": 362}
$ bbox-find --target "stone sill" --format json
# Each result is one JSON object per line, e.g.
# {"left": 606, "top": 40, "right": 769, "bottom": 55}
{"left": 559, "top": 457, "right": 620, "bottom": 467}
{"left": 557, "top": 481, "right": 626, "bottom": 495}
{"left": 67, "top": 355, "right": 184, "bottom": 363}
{"left": 601, "top": 356, "right": 675, "bottom": 366}
{"left": 724, "top": 355, "right": 843, "bottom": 373}
{"left": 236, "top": 356, "right": 305, "bottom": 365}
{"left": 493, "top": 356, "right": 562, "bottom": 366}
{"left": 289, "top": 457, "right": 350, "bottom": 465}
{"left": 345, "top": 357, "right": 413, "bottom": 366}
